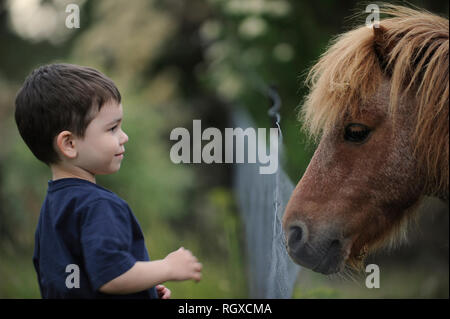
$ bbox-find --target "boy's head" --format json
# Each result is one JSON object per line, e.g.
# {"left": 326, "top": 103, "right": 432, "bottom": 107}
{"left": 15, "top": 63, "right": 128, "bottom": 174}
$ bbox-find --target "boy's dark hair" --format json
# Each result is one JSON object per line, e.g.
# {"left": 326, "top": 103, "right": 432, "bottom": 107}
{"left": 15, "top": 63, "right": 121, "bottom": 165}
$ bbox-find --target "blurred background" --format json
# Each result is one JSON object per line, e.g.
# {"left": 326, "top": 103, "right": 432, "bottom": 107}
{"left": 0, "top": 0, "right": 448, "bottom": 298}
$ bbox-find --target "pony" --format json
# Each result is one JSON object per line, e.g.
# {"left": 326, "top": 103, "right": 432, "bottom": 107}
{"left": 282, "top": 5, "right": 449, "bottom": 275}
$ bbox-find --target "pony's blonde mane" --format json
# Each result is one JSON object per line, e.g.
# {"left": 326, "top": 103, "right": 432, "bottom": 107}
{"left": 301, "top": 4, "right": 449, "bottom": 198}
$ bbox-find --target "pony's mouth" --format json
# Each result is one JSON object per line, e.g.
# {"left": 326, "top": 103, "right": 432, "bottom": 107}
{"left": 313, "top": 239, "right": 354, "bottom": 274}
{"left": 286, "top": 235, "right": 356, "bottom": 275}
{"left": 312, "top": 246, "right": 343, "bottom": 274}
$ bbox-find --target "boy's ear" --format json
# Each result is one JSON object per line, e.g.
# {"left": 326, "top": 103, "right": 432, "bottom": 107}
{"left": 55, "top": 131, "right": 78, "bottom": 159}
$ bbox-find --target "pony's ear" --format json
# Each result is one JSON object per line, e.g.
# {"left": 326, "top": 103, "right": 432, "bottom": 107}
{"left": 373, "top": 25, "right": 391, "bottom": 73}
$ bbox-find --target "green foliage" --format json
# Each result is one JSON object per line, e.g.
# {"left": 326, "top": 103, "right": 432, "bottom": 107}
{"left": 0, "top": 247, "right": 40, "bottom": 298}
{"left": 198, "top": 0, "right": 323, "bottom": 179}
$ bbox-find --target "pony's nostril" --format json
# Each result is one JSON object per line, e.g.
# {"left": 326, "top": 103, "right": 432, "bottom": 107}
{"left": 288, "top": 226, "right": 304, "bottom": 252}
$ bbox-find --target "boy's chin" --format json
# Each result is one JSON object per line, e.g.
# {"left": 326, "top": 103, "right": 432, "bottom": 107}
{"left": 95, "top": 165, "right": 122, "bottom": 175}
{"left": 108, "top": 166, "right": 121, "bottom": 174}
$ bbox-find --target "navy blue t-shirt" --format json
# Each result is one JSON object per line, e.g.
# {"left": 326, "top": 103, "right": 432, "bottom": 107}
{"left": 33, "top": 178, "right": 159, "bottom": 299}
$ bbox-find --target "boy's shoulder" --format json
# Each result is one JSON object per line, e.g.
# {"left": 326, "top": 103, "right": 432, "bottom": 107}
{"left": 45, "top": 178, "right": 128, "bottom": 211}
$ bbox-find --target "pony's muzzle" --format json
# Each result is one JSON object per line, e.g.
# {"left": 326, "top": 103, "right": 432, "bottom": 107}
{"left": 286, "top": 222, "right": 344, "bottom": 274}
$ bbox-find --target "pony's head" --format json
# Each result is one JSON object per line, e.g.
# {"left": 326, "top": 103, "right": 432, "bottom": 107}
{"left": 282, "top": 5, "right": 449, "bottom": 274}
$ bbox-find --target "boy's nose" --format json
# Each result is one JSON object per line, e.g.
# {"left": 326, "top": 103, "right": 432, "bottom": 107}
{"left": 121, "top": 130, "right": 129, "bottom": 144}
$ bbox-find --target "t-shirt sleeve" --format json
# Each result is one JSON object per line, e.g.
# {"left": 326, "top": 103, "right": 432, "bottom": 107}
{"left": 80, "top": 199, "right": 137, "bottom": 292}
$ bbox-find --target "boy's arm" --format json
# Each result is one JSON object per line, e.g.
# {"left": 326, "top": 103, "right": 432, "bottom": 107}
{"left": 99, "top": 260, "right": 169, "bottom": 295}
{"left": 99, "top": 247, "right": 202, "bottom": 295}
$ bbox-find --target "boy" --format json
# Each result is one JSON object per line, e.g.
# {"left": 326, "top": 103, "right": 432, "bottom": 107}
{"left": 14, "top": 63, "right": 202, "bottom": 298}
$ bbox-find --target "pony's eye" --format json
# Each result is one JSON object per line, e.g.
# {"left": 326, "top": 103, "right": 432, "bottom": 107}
{"left": 344, "top": 124, "right": 371, "bottom": 143}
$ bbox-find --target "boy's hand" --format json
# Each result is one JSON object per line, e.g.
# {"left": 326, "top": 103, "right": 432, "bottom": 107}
{"left": 156, "top": 284, "right": 171, "bottom": 299}
{"left": 164, "top": 247, "right": 202, "bottom": 282}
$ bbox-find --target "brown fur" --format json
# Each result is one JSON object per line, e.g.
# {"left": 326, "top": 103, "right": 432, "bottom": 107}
{"left": 283, "top": 5, "right": 449, "bottom": 273}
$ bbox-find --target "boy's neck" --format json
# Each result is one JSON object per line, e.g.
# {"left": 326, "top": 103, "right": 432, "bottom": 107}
{"left": 51, "top": 162, "right": 96, "bottom": 184}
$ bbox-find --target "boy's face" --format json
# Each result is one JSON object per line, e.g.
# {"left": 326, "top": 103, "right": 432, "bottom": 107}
{"left": 74, "top": 100, "right": 128, "bottom": 175}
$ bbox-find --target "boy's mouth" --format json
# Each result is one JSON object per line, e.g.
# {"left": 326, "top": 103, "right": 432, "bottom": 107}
{"left": 115, "top": 151, "right": 125, "bottom": 157}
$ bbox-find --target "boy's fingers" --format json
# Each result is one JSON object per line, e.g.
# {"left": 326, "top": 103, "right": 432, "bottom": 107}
{"left": 163, "top": 289, "right": 171, "bottom": 299}
{"left": 195, "top": 262, "right": 202, "bottom": 271}
{"left": 193, "top": 273, "right": 202, "bottom": 282}
{"left": 158, "top": 287, "right": 170, "bottom": 299}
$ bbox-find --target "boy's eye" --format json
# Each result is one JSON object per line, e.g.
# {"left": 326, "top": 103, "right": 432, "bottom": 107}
{"left": 110, "top": 125, "right": 118, "bottom": 132}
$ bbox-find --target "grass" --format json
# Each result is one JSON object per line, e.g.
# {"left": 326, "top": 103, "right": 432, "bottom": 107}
{"left": 0, "top": 246, "right": 40, "bottom": 298}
